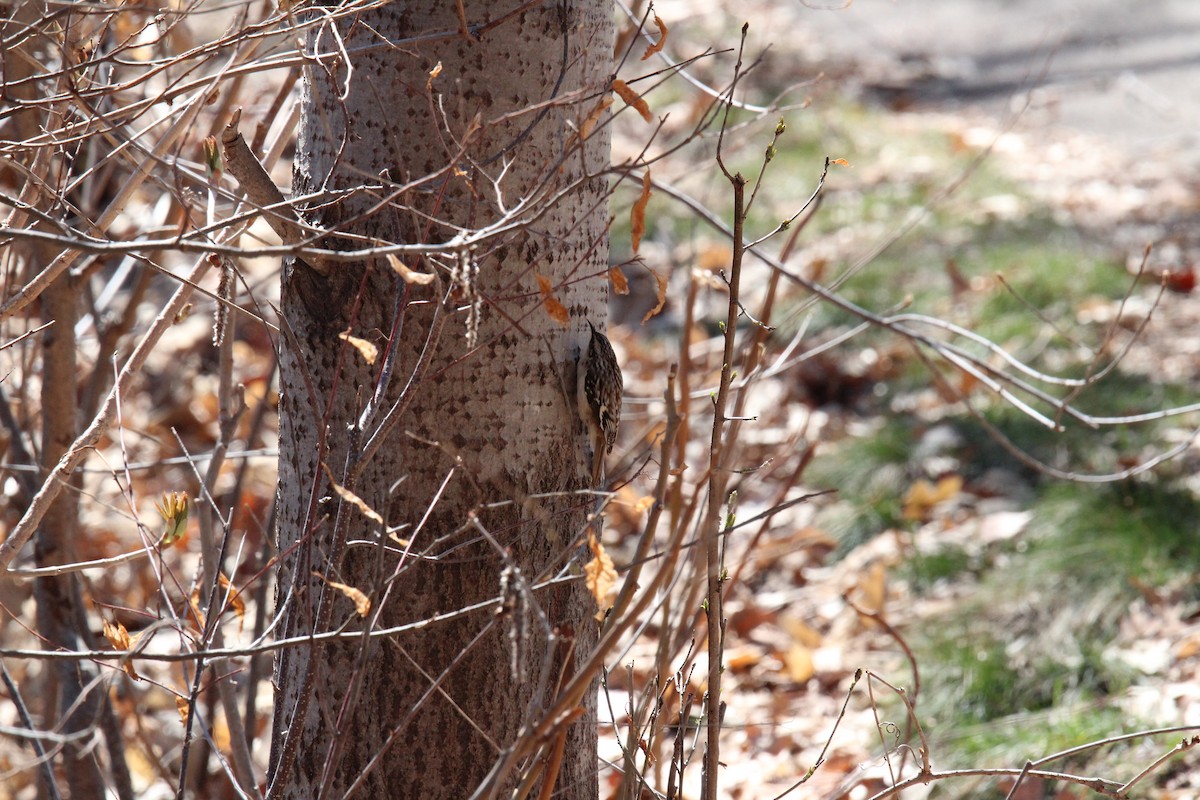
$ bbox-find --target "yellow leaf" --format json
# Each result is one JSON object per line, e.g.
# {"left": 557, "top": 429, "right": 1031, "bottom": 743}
{"left": 856, "top": 562, "right": 887, "bottom": 617}
{"left": 125, "top": 746, "right": 158, "bottom": 784}
{"left": 535, "top": 273, "right": 570, "bottom": 326}
{"left": 781, "top": 617, "right": 823, "bottom": 648}
{"left": 155, "top": 491, "right": 189, "bottom": 546}
{"left": 902, "top": 474, "right": 963, "bottom": 521}
{"left": 612, "top": 79, "right": 652, "bottom": 123}
{"left": 322, "top": 464, "right": 384, "bottom": 524}
{"left": 584, "top": 532, "right": 617, "bottom": 620}
{"left": 338, "top": 330, "right": 378, "bottom": 365}
{"left": 641, "top": 265, "right": 668, "bottom": 323}
{"left": 202, "top": 136, "right": 221, "bottom": 178}
{"left": 386, "top": 253, "right": 436, "bottom": 285}
{"left": 176, "top": 696, "right": 190, "bottom": 724}
{"left": 213, "top": 714, "right": 231, "bottom": 751}
{"left": 632, "top": 495, "right": 654, "bottom": 514}
{"left": 630, "top": 169, "right": 651, "bottom": 254}
{"left": 726, "top": 647, "right": 761, "bottom": 674}
{"left": 315, "top": 572, "right": 372, "bottom": 617}
{"left": 640, "top": 14, "right": 669, "bottom": 60}
{"left": 783, "top": 643, "right": 815, "bottom": 683}
{"left": 609, "top": 266, "right": 630, "bottom": 295}
{"left": 696, "top": 243, "right": 732, "bottom": 272}
{"left": 830, "top": 157, "right": 849, "bottom": 167}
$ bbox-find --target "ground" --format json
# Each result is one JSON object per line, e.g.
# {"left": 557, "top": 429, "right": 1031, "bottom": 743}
{"left": 598, "top": 2, "right": 1200, "bottom": 797}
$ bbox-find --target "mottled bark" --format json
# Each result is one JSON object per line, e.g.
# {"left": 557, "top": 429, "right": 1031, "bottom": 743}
{"left": 270, "top": 2, "right": 611, "bottom": 798}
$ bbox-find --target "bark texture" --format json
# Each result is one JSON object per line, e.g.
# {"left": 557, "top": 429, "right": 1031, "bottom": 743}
{"left": 270, "top": 2, "right": 611, "bottom": 797}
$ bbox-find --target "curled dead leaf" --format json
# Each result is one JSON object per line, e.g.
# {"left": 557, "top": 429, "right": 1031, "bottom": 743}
{"left": 609, "top": 266, "right": 630, "bottom": 295}
{"left": 855, "top": 562, "right": 888, "bottom": 618}
{"left": 315, "top": 572, "right": 372, "bottom": 617}
{"left": 631, "top": 169, "right": 651, "bottom": 254}
{"left": 219, "top": 573, "right": 246, "bottom": 633}
{"left": 584, "top": 532, "right": 617, "bottom": 620}
{"left": 104, "top": 618, "right": 141, "bottom": 678}
{"left": 322, "top": 463, "right": 384, "bottom": 524}
{"left": 103, "top": 618, "right": 133, "bottom": 650}
{"left": 641, "top": 264, "right": 668, "bottom": 323}
{"left": 536, "top": 273, "right": 570, "bottom": 326}
{"left": 579, "top": 96, "right": 614, "bottom": 141}
{"left": 186, "top": 589, "right": 206, "bottom": 633}
{"left": 386, "top": 254, "right": 436, "bottom": 285}
{"left": 612, "top": 79, "right": 652, "bottom": 123}
{"left": 339, "top": 330, "right": 378, "bottom": 365}
{"left": 640, "top": 15, "right": 669, "bottom": 60}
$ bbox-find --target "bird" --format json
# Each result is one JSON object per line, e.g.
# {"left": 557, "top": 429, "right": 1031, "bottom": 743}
{"left": 577, "top": 320, "right": 623, "bottom": 486}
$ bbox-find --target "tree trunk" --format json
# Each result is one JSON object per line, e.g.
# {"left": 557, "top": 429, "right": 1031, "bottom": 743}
{"left": 269, "top": 2, "right": 611, "bottom": 798}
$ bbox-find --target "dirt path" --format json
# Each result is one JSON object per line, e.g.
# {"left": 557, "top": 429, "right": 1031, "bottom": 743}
{"left": 794, "top": 0, "right": 1200, "bottom": 160}
{"left": 785, "top": 0, "right": 1200, "bottom": 356}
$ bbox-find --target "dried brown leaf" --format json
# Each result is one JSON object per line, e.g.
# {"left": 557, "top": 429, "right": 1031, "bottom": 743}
{"left": 640, "top": 15, "right": 669, "bottom": 60}
{"left": 856, "top": 562, "right": 888, "bottom": 618}
{"left": 579, "top": 96, "right": 614, "bottom": 141}
{"left": 630, "top": 169, "right": 651, "bottom": 254}
{"left": 322, "top": 463, "right": 384, "bottom": 524}
{"left": 902, "top": 474, "right": 962, "bottom": 521}
{"left": 727, "top": 647, "right": 761, "bottom": 674}
{"left": 339, "top": 330, "right": 378, "bottom": 365}
{"left": 219, "top": 573, "right": 246, "bottom": 632}
{"left": 783, "top": 643, "right": 815, "bottom": 683}
{"left": 187, "top": 589, "right": 206, "bottom": 632}
{"left": 536, "top": 273, "right": 570, "bottom": 326}
{"left": 315, "top": 572, "right": 372, "bottom": 617}
{"left": 609, "top": 266, "right": 630, "bottom": 295}
{"left": 386, "top": 253, "right": 436, "bottom": 285}
{"left": 584, "top": 532, "right": 617, "bottom": 620}
{"left": 612, "top": 79, "right": 652, "bottom": 123}
{"left": 103, "top": 618, "right": 132, "bottom": 650}
{"left": 641, "top": 265, "right": 668, "bottom": 324}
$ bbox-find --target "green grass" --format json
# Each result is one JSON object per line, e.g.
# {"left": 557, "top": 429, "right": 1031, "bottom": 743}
{"left": 921, "top": 704, "right": 1136, "bottom": 798}
{"left": 807, "top": 418, "right": 915, "bottom": 552}
{"left": 688, "top": 83, "right": 1198, "bottom": 800}
{"left": 1028, "top": 481, "right": 1200, "bottom": 588}
{"left": 950, "top": 370, "right": 1197, "bottom": 480}
{"left": 902, "top": 478, "right": 1199, "bottom": 779}
{"left": 902, "top": 545, "right": 977, "bottom": 592}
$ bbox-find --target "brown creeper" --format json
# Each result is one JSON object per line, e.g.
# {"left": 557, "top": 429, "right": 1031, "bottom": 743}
{"left": 577, "top": 320, "right": 623, "bottom": 486}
